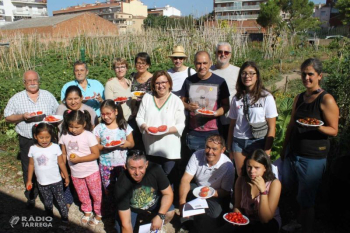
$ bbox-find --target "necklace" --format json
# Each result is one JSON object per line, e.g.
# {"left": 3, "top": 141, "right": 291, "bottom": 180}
{"left": 304, "top": 88, "right": 322, "bottom": 98}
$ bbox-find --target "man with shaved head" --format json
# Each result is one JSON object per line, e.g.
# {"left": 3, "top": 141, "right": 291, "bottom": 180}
{"left": 4, "top": 70, "right": 59, "bottom": 209}
{"left": 180, "top": 51, "right": 230, "bottom": 152}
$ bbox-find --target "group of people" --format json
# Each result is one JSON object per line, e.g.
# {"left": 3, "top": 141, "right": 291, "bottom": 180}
{"left": 4, "top": 42, "right": 339, "bottom": 233}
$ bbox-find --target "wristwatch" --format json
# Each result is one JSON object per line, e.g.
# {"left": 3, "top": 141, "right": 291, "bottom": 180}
{"left": 157, "top": 213, "right": 166, "bottom": 220}
{"left": 260, "top": 190, "right": 268, "bottom": 195}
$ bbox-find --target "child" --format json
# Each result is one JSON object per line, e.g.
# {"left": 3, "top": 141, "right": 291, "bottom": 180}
{"left": 216, "top": 149, "right": 282, "bottom": 233}
{"left": 93, "top": 100, "right": 134, "bottom": 215}
{"left": 26, "top": 123, "right": 69, "bottom": 221}
{"left": 59, "top": 110, "right": 102, "bottom": 226}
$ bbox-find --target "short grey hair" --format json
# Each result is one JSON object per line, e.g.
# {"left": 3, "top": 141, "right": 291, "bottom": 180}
{"left": 194, "top": 51, "right": 211, "bottom": 63}
{"left": 23, "top": 70, "right": 40, "bottom": 83}
{"left": 216, "top": 42, "right": 232, "bottom": 53}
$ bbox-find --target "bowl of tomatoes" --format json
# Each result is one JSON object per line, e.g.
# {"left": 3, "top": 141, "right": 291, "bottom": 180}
{"left": 223, "top": 212, "right": 249, "bottom": 225}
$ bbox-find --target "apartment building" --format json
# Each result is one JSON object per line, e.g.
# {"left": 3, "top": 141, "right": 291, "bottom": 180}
{"left": 0, "top": 0, "right": 47, "bottom": 26}
{"left": 148, "top": 5, "right": 181, "bottom": 17}
{"left": 214, "top": 0, "right": 267, "bottom": 21}
{"left": 53, "top": 0, "right": 147, "bottom": 32}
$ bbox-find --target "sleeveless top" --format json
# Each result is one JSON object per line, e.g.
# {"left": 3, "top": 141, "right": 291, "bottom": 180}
{"left": 291, "top": 91, "right": 329, "bottom": 158}
{"left": 240, "top": 180, "right": 281, "bottom": 228}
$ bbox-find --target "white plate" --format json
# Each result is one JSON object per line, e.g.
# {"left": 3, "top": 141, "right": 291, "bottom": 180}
{"left": 223, "top": 213, "right": 250, "bottom": 225}
{"left": 104, "top": 141, "right": 125, "bottom": 149}
{"left": 296, "top": 119, "right": 324, "bottom": 127}
{"left": 196, "top": 109, "right": 215, "bottom": 116}
{"left": 42, "top": 115, "right": 63, "bottom": 123}
{"left": 192, "top": 186, "right": 215, "bottom": 199}
{"left": 131, "top": 91, "right": 146, "bottom": 98}
{"left": 148, "top": 127, "right": 169, "bottom": 136}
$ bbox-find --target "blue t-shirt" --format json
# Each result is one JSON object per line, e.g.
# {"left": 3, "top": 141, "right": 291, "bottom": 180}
{"left": 61, "top": 79, "right": 105, "bottom": 117}
{"left": 179, "top": 73, "right": 230, "bottom": 132}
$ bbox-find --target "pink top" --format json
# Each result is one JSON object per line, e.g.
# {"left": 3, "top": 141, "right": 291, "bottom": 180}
{"left": 59, "top": 130, "right": 98, "bottom": 178}
{"left": 240, "top": 180, "right": 281, "bottom": 228}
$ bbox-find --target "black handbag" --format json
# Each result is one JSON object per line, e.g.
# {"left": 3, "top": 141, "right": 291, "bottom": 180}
{"left": 243, "top": 94, "right": 268, "bottom": 139}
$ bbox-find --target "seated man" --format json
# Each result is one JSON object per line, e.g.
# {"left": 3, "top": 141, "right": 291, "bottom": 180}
{"left": 179, "top": 134, "right": 235, "bottom": 232}
{"left": 114, "top": 150, "right": 175, "bottom": 233}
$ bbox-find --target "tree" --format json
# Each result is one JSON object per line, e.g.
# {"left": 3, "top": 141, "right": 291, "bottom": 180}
{"left": 279, "top": 0, "right": 320, "bottom": 35}
{"left": 336, "top": 0, "right": 350, "bottom": 25}
{"left": 257, "top": 0, "right": 282, "bottom": 28}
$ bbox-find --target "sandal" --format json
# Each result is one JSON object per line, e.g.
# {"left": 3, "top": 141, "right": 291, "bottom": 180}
{"left": 81, "top": 213, "right": 92, "bottom": 224}
{"left": 88, "top": 216, "right": 102, "bottom": 227}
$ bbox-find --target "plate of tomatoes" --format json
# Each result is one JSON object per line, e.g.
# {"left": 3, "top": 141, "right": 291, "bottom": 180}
{"left": 82, "top": 92, "right": 98, "bottom": 102}
{"left": 43, "top": 115, "right": 63, "bottom": 123}
{"left": 147, "top": 125, "right": 168, "bottom": 135}
{"left": 27, "top": 111, "right": 45, "bottom": 122}
{"left": 114, "top": 97, "right": 129, "bottom": 103}
{"left": 296, "top": 118, "right": 324, "bottom": 127}
{"left": 193, "top": 186, "right": 215, "bottom": 199}
{"left": 104, "top": 140, "right": 124, "bottom": 148}
{"left": 132, "top": 91, "right": 146, "bottom": 98}
{"left": 196, "top": 109, "right": 215, "bottom": 116}
{"left": 223, "top": 212, "right": 249, "bottom": 225}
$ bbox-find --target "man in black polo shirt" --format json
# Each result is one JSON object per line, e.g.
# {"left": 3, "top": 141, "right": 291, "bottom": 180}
{"left": 114, "top": 150, "right": 175, "bottom": 232}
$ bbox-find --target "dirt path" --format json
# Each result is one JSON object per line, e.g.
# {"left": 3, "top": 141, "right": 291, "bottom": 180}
{"left": 0, "top": 186, "right": 178, "bottom": 233}
{"left": 268, "top": 70, "right": 301, "bottom": 90}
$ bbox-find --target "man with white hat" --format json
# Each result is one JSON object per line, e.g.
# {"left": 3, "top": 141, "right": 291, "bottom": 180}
{"left": 167, "top": 45, "right": 196, "bottom": 96}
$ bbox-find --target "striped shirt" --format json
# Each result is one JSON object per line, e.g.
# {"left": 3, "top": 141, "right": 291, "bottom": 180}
{"left": 185, "top": 149, "right": 235, "bottom": 192}
{"left": 4, "top": 90, "right": 59, "bottom": 139}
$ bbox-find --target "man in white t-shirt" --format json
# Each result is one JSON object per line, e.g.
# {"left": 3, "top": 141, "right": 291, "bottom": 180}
{"left": 179, "top": 134, "right": 235, "bottom": 232}
{"left": 167, "top": 45, "right": 196, "bottom": 97}
{"left": 210, "top": 42, "right": 240, "bottom": 142}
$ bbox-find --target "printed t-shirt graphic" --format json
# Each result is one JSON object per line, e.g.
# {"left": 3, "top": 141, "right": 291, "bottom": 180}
{"left": 130, "top": 186, "right": 158, "bottom": 210}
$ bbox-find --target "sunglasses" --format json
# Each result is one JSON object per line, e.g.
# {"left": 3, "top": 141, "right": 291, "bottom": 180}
{"left": 127, "top": 150, "right": 145, "bottom": 157}
{"left": 217, "top": 50, "right": 231, "bottom": 55}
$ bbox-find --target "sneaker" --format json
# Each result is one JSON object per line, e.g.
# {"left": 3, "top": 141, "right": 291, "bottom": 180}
{"left": 61, "top": 217, "right": 69, "bottom": 223}
{"left": 282, "top": 220, "right": 302, "bottom": 232}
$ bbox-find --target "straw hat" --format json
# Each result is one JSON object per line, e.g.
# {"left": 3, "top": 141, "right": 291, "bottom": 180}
{"left": 169, "top": 45, "right": 187, "bottom": 58}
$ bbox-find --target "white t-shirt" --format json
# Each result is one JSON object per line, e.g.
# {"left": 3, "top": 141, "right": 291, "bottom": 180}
{"left": 59, "top": 130, "right": 99, "bottom": 178}
{"left": 229, "top": 92, "right": 278, "bottom": 139}
{"left": 211, "top": 64, "right": 240, "bottom": 125}
{"left": 93, "top": 123, "right": 133, "bottom": 167}
{"left": 185, "top": 149, "right": 235, "bottom": 191}
{"left": 167, "top": 67, "right": 196, "bottom": 94}
{"left": 28, "top": 143, "right": 62, "bottom": 185}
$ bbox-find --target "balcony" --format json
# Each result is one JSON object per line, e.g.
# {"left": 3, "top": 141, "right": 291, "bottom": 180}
{"left": 215, "top": 5, "right": 260, "bottom": 12}
{"left": 215, "top": 0, "right": 262, "bottom": 3}
{"left": 13, "top": 9, "right": 48, "bottom": 17}
{"left": 215, "top": 14, "right": 259, "bottom": 20}
{"left": 11, "top": 0, "right": 47, "bottom": 5}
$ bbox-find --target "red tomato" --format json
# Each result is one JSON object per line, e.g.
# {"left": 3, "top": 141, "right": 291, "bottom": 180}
{"left": 27, "top": 184, "right": 32, "bottom": 191}
{"left": 106, "top": 143, "right": 111, "bottom": 147}
{"left": 148, "top": 127, "right": 158, "bottom": 133}
{"left": 199, "top": 191, "right": 208, "bottom": 197}
{"left": 157, "top": 125, "right": 167, "bottom": 132}
{"left": 36, "top": 111, "right": 43, "bottom": 115}
{"left": 201, "top": 186, "right": 210, "bottom": 192}
{"left": 111, "top": 140, "right": 121, "bottom": 146}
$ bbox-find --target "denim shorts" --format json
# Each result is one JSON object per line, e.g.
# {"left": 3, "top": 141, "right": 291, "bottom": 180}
{"left": 282, "top": 152, "right": 326, "bottom": 208}
{"left": 232, "top": 137, "right": 265, "bottom": 155}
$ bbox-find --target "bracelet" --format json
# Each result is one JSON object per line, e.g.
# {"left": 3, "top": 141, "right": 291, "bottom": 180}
{"left": 260, "top": 190, "right": 268, "bottom": 195}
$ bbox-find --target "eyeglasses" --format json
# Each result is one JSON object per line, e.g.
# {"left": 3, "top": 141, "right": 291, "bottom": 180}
{"left": 101, "top": 112, "right": 114, "bottom": 117}
{"left": 155, "top": 81, "right": 168, "bottom": 86}
{"left": 127, "top": 150, "right": 145, "bottom": 157}
{"left": 172, "top": 57, "right": 184, "bottom": 60}
{"left": 24, "top": 79, "right": 39, "bottom": 84}
{"left": 241, "top": 72, "right": 257, "bottom": 77}
{"left": 136, "top": 62, "right": 147, "bottom": 67}
{"left": 217, "top": 50, "right": 231, "bottom": 55}
{"left": 302, "top": 72, "right": 315, "bottom": 77}
{"left": 115, "top": 66, "right": 126, "bottom": 70}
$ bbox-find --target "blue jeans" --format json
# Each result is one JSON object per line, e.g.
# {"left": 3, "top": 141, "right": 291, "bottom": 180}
{"left": 282, "top": 152, "right": 326, "bottom": 208}
{"left": 232, "top": 137, "right": 265, "bottom": 155}
{"left": 186, "top": 130, "right": 219, "bottom": 152}
{"left": 115, "top": 199, "right": 175, "bottom": 233}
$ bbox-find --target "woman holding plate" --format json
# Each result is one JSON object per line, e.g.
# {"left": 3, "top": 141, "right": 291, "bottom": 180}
{"left": 136, "top": 70, "right": 185, "bottom": 180}
{"left": 280, "top": 58, "right": 339, "bottom": 233}
{"left": 105, "top": 58, "right": 132, "bottom": 121}
{"left": 56, "top": 85, "right": 99, "bottom": 131}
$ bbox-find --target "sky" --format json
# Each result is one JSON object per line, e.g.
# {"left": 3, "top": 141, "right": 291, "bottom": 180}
{"left": 48, "top": 0, "right": 325, "bottom": 17}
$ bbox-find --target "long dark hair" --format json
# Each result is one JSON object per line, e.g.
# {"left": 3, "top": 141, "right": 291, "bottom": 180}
{"left": 241, "top": 149, "right": 276, "bottom": 182}
{"left": 61, "top": 110, "right": 92, "bottom": 135}
{"left": 32, "top": 123, "right": 58, "bottom": 144}
{"left": 235, "top": 61, "right": 267, "bottom": 104}
{"left": 100, "top": 100, "right": 127, "bottom": 130}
